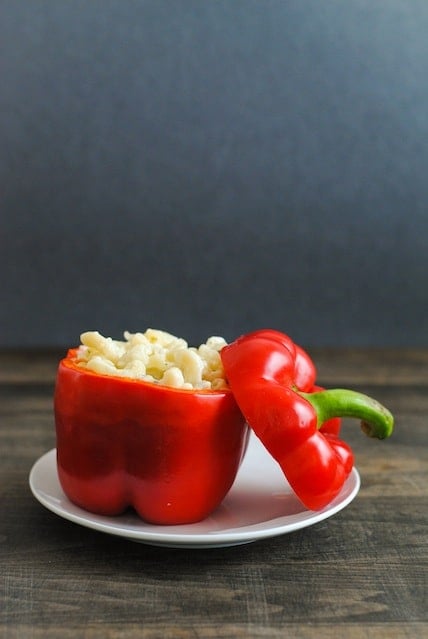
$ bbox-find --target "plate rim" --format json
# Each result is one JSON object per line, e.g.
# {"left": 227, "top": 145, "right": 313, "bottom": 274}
{"left": 29, "top": 444, "right": 360, "bottom": 548}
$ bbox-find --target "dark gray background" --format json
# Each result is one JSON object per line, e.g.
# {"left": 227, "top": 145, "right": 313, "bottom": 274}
{"left": 1, "top": 1, "right": 427, "bottom": 348}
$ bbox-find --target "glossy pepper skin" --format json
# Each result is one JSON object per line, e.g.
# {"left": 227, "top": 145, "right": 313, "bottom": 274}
{"left": 221, "top": 331, "right": 394, "bottom": 511}
{"left": 54, "top": 349, "right": 248, "bottom": 525}
{"left": 244, "top": 330, "right": 342, "bottom": 435}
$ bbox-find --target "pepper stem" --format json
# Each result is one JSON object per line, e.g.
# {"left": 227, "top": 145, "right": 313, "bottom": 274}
{"left": 300, "top": 389, "right": 394, "bottom": 439}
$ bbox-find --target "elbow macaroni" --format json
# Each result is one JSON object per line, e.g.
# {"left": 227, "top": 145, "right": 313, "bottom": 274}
{"left": 75, "top": 329, "right": 229, "bottom": 390}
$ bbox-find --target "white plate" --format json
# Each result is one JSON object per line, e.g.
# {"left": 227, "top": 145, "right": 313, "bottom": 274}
{"left": 29, "top": 435, "right": 360, "bottom": 548}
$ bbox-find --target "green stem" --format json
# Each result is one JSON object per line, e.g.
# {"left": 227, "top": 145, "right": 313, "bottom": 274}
{"left": 300, "top": 389, "right": 394, "bottom": 439}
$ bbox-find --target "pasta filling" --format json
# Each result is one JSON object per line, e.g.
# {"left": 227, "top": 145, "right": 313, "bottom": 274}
{"left": 75, "top": 329, "right": 229, "bottom": 391}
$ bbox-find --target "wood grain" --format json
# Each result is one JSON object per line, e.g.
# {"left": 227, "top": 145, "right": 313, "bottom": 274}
{"left": 1, "top": 349, "right": 427, "bottom": 639}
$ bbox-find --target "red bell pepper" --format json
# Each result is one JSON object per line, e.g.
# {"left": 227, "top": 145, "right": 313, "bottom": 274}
{"left": 241, "top": 329, "right": 316, "bottom": 391}
{"left": 242, "top": 330, "right": 341, "bottom": 435}
{"left": 221, "top": 331, "right": 394, "bottom": 511}
{"left": 54, "top": 349, "right": 248, "bottom": 525}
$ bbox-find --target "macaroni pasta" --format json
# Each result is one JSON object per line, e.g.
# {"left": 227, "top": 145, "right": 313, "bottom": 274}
{"left": 75, "top": 329, "right": 229, "bottom": 390}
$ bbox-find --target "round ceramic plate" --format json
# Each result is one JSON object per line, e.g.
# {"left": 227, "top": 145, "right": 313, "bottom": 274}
{"left": 29, "top": 435, "right": 360, "bottom": 548}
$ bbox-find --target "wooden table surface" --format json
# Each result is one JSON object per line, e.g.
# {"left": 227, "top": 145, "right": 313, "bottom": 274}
{"left": 1, "top": 349, "right": 426, "bottom": 639}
